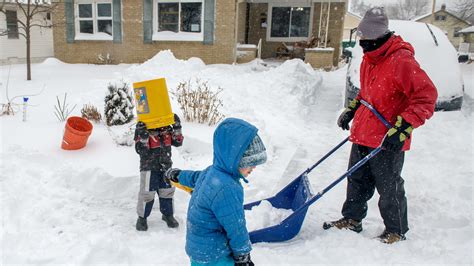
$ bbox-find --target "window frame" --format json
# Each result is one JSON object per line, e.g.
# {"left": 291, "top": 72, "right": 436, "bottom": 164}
{"left": 152, "top": 0, "right": 204, "bottom": 42}
{"left": 453, "top": 27, "right": 462, "bottom": 38}
{"left": 266, "top": 3, "right": 313, "bottom": 42}
{"left": 6, "top": 10, "right": 19, "bottom": 39}
{"left": 74, "top": 0, "right": 113, "bottom": 41}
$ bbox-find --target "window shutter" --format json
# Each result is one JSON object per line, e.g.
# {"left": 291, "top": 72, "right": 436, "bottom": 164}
{"left": 65, "top": 0, "right": 75, "bottom": 43}
{"left": 143, "top": 0, "right": 153, "bottom": 44}
{"left": 203, "top": 0, "right": 215, "bottom": 45}
{"left": 113, "top": 0, "right": 122, "bottom": 43}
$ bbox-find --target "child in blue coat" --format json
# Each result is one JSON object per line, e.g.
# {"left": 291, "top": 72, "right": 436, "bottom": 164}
{"left": 165, "top": 118, "right": 267, "bottom": 266}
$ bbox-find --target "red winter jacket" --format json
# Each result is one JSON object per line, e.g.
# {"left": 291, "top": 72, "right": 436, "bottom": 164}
{"left": 350, "top": 35, "right": 438, "bottom": 151}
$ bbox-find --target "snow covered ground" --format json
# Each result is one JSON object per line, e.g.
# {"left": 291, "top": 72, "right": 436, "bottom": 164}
{"left": 1, "top": 53, "right": 473, "bottom": 265}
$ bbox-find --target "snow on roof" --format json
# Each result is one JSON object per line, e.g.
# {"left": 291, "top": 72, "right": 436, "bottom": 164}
{"left": 347, "top": 10, "right": 362, "bottom": 19}
{"left": 412, "top": 9, "right": 472, "bottom": 25}
{"left": 459, "top": 26, "right": 474, "bottom": 33}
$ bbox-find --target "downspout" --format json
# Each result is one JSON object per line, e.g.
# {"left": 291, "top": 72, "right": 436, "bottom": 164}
{"left": 325, "top": 0, "right": 331, "bottom": 47}
{"left": 318, "top": 0, "right": 323, "bottom": 47}
{"left": 233, "top": 0, "right": 240, "bottom": 63}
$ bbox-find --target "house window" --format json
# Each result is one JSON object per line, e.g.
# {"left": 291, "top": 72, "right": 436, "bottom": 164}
{"left": 435, "top": 15, "right": 446, "bottom": 21}
{"left": 75, "top": 0, "right": 113, "bottom": 40}
{"left": 6, "top": 10, "right": 19, "bottom": 39}
{"left": 267, "top": 4, "right": 312, "bottom": 42}
{"left": 153, "top": 0, "right": 204, "bottom": 41}
{"left": 454, "top": 27, "right": 461, "bottom": 37}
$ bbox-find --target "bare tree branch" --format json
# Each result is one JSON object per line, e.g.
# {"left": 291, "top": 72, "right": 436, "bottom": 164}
{"left": 386, "top": 0, "right": 430, "bottom": 20}
{"left": 450, "top": 0, "right": 474, "bottom": 24}
{"left": 2, "top": 0, "right": 56, "bottom": 80}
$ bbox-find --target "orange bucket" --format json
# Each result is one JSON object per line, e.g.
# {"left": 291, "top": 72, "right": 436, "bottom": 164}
{"left": 61, "top": 116, "right": 93, "bottom": 150}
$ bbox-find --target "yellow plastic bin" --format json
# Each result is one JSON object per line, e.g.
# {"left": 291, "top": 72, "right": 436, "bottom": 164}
{"left": 133, "top": 78, "right": 175, "bottom": 129}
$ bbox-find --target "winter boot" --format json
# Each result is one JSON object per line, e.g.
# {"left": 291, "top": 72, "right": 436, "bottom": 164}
{"left": 136, "top": 217, "right": 148, "bottom": 231}
{"left": 377, "top": 230, "right": 406, "bottom": 244}
{"left": 162, "top": 215, "right": 179, "bottom": 228}
{"left": 323, "top": 217, "right": 363, "bottom": 233}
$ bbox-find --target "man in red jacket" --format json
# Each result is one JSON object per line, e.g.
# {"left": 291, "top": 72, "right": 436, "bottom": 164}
{"left": 323, "top": 7, "right": 437, "bottom": 244}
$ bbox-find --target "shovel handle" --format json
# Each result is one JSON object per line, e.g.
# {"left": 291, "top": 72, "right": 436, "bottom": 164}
{"left": 293, "top": 100, "right": 391, "bottom": 214}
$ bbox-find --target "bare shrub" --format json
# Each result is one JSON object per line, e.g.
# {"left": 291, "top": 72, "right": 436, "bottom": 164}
{"left": 81, "top": 104, "right": 102, "bottom": 123}
{"left": 54, "top": 93, "right": 76, "bottom": 122}
{"left": 172, "top": 79, "right": 224, "bottom": 126}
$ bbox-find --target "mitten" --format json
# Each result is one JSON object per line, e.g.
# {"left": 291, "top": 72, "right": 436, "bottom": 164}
{"left": 337, "top": 98, "right": 360, "bottom": 130}
{"left": 382, "top": 116, "right": 413, "bottom": 152}
{"left": 172, "top": 114, "right": 182, "bottom": 130}
{"left": 164, "top": 168, "right": 181, "bottom": 183}
{"left": 234, "top": 253, "right": 255, "bottom": 266}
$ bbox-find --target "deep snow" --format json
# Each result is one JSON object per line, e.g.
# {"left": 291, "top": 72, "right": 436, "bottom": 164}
{"left": 0, "top": 52, "right": 473, "bottom": 265}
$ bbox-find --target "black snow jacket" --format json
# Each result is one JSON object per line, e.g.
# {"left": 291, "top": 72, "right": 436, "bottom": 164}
{"left": 135, "top": 122, "right": 183, "bottom": 172}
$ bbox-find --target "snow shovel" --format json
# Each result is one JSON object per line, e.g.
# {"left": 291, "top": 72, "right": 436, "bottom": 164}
{"left": 244, "top": 99, "right": 391, "bottom": 243}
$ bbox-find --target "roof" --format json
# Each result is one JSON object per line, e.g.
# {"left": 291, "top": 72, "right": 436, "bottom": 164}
{"left": 346, "top": 10, "right": 362, "bottom": 19}
{"left": 459, "top": 26, "right": 474, "bottom": 33}
{"left": 413, "top": 9, "right": 472, "bottom": 26}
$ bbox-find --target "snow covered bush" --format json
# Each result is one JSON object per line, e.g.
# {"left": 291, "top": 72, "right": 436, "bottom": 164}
{"left": 173, "top": 79, "right": 224, "bottom": 126}
{"left": 104, "top": 82, "right": 134, "bottom": 126}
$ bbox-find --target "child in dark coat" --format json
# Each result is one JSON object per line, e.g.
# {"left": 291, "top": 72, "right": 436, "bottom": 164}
{"left": 135, "top": 114, "right": 184, "bottom": 231}
{"left": 165, "top": 118, "right": 267, "bottom": 266}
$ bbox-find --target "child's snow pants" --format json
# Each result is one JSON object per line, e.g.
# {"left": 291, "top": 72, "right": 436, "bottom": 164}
{"left": 137, "top": 170, "right": 175, "bottom": 218}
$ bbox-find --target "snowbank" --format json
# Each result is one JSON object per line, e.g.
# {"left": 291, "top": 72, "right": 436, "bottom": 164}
{"left": 0, "top": 51, "right": 472, "bottom": 265}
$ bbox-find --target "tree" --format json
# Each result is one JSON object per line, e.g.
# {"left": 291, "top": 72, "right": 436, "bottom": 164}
{"left": 385, "top": 0, "right": 430, "bottom": 20}
{"left": 104, "top": 82, "right": 135, "bottom": 127}
{"left": 451, "top": 0, "right": 474, "bottom": 24}
{"left": 350, "top": 0, "right": 372, "bottom": 17}
{"left": 0, "top": 0, "right": 57, "bottom": 80}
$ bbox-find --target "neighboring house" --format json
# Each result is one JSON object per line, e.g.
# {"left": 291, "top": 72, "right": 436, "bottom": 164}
{"left": 414, "top": 4, "right": 471, "bottom": 49}
{"left": 0, "top": 2, "right": 54, "bottom": 64}
{"left": 52, "top": 0, "right": 346, "bottom": 66}
{"left": 342, "top": 10, "right": 360, "bottom": 47}
{"left": 458, "top": 26, "right": 474, "bottom": 54}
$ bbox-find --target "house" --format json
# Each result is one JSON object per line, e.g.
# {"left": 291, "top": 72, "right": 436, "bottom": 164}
{"left": 458, "top": 26, "right": 474, "bottom": 56}
{"left": 342, "top": 10, "right": 360, "bottom": 48}
{"left": 52, "top": 0, "right": 347, "bottom": 67}
{"left": 414, "top": 4, "right": 471, "bottom": 49}
{"left": 0, "top": 1, "right": 54, "bottom": 64}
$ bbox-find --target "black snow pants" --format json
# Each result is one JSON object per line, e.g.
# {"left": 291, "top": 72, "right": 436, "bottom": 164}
{"left": 342, "top": 143, "right": 408, "bottom": 235}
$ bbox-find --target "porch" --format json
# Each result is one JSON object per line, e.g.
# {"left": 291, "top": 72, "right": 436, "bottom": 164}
{"left": 234, "top": 0, "right": 346, "bottom": 69}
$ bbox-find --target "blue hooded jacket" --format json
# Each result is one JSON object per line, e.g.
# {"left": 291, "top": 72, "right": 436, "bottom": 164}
{"left": 178, "top": 118, "right": 257, "bottom": 264}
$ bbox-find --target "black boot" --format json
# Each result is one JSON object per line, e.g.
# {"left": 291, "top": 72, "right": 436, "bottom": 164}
{"left": 323, "top": 217, "right": 362, "bottom": 233}
{"left": 162, "top": 215, "right": 179, "bottom": 228}
{"left": 136, "top": 217, "right": 148, "bottom": 231}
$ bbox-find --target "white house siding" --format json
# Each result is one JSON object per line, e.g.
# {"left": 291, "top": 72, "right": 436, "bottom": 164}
{"left": 0, "top": 6, "right": 54, "bottom": 64}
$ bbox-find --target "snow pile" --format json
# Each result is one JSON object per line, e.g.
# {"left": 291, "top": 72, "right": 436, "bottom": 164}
{"left": 0, "top": 55, "right": 472, "bottom": 265}
{"left": 245, "top": 200, "right": 293, "bottom": 232}
{"left": 127, "top": 50, "right": 206, "bottom": 86}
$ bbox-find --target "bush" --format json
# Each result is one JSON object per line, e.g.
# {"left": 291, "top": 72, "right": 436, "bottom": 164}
{"left": 173, "top": 79, "right": 224, "bottom": 126}
{"left": 54, "top": 93, "right": 76, "bottom": 122}
{"left": 104, "top": 82, "right": 135, "bottom": 126}
{"left": 81, "top": 104, "right": 102, "bottom": 123}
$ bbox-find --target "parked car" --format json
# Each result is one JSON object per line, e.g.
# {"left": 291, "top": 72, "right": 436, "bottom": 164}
{"left": 344, "top": 20, "right": 464, "bottom": 111}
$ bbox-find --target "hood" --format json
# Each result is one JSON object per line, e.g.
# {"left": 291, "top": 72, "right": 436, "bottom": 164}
{"left": 364, "top": 35, "right": 414, "bottom": 65}
{"left": 212, "top": 118, "right": 258, "bottom": 179}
